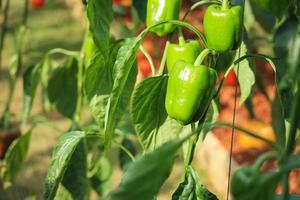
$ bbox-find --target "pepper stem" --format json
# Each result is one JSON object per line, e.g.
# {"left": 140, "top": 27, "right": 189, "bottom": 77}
{"left": 194, "top": 48, "right": 212, "bottom": 66}
{"left": 222, "top": 0, "right": 230, "bottom": 10}
{"left": 178, "top": 28, "right": 185, "bottom": 46}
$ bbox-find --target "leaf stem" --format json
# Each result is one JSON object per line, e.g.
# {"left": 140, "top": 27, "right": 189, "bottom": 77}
{"left": 207, "top": 121, "right": 282, "bottom": 151}
{"left": 178, "top": 28, "right": 185, "bottom": 46}
{"left": 185, "top": 124, "right": 197, "bottom": 168}
{"left": 141, "top": 20, "right": 207, "bottom": 48}
{"left": 0, "top": 0, "right": 10, "bottom": 71}
{"left": 222, "top": 0, "right": 230, "bottom": 10}
{"left": 194, "top": 48, "right": 212, "bottom": 66}
{"left": 140, "top": 45, "right": 156, "bottom": 76}
{"left": 182, "top": 0, "right": 222, "bottom": 21}
{"left": 113, "top": 141, "right": 135, "bottom": 161}
{"left": 285, "top": 79, "right": 300, "bottom": 156}
{"left": 158, "top": 41, "right": 169, "bottom": 76}
{"left": 46, "top": 48, "right": 80, "bottom": 58}
{"left": 282, "top": 79, "right": 300, "bottom": 199}
{"left": 252, "top": 151, "right": 279, "bottom": 172}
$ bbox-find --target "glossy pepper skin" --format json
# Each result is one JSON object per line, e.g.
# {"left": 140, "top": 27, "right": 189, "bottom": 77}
{"left": 231, "top": 167, "right": 281, "bottom": 200}
{"left": 165, "top": 61, "right": 217, "bottom": 125}
{"left": 167, "top": 40, "right": 202, "bottom": 72}
{"left": 203, "top": 4, "right": 242, "bottom": 52}
{"left": 146, "top": 0, "right": 182, "bottom": 36}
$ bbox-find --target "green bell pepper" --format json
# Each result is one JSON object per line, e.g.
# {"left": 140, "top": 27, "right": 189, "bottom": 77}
{"left": 146, "top": 0, "right": 182, "bottom": 37}
{"left": 167, "top": 36, "right": 202, "bottom": 73}
{"left": 165, "top": 49, "right": 217, "bottom": 125}
{"left": 203, "top": 1, "right": 242, "bottom": 52}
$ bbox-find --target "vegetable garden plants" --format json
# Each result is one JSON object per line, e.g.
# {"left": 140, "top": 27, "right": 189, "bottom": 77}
{"left": 1, "top": 0, "right": 299, "bottom": 199}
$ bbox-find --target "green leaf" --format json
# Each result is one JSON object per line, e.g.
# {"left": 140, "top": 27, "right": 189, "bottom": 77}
{"left": 89, "top": 155, "right": 112, "bottom": 197}
{"left": 199, "top": 100, "right": 219, "bottom": 141}
{"left": 155, "top": 118, "right": 183, "bottom": 150}
{"left": 119, "top": 138, "right": 137, "bottom": 171}
{"left": 87, "top": 0, "right": 113, "bottom": 56}
{"left": 132, "top": 0, "right": 147, "bottom": 22}
{"left": 131, "top": 76, "right": 168, "bottom": 150}
{"left": 282, "top": 153, "right": 300, "bottom": 172}
{"left": 108, "top": 139, "right": 184, "bottom": 200}
{"left": 172, "top": 166, "right": 218, "bottom": 200}
{"left": 1, "top": 130, "right": 31, "bottom": 188}
{"left": 60, "top": 141, "right": 88, "bottom": 200}
{"left": 252, "top": 0, "right": 292, "bottom": 20}
{"left": 104, "top": 36, "right": 141, "bottom": 149}
{"left": 84, "top": 40, "right": 136, "bottom": 131}
{"left": 271, "top": 93, "right": 286, "bottom": 147}
{"left": 85, "top": 52, "right": 114, "bottom": 128}
{"left": 248, "top": 0, "right": 276, "bottom": 32}
{"left": 48, "top": 57, "right": 79, "bottom": 119}
{"left": 295, "top": 0, "right": 300, "bottom": 19}
{"left": 235, "top": 42, "right": 256, "bottom": 105}
{"left": 44, "top": 131, "right": 87, "bottom": 200}
{"left": 23, "top": 63, "right": 43, "bottom": 123}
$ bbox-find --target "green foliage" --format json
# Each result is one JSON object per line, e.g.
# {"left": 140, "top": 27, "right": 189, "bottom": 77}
{"left": 234, "top": 42, "right": 255, "bottom": 105}
{"left": 252, "top": 0, "right": 292, "bottom": 20}
{"left": 131, "top": 76, "right": 168, "bottom": 150}
{"left": 89, "top": 155, "right": 112, "bottom": 197}
{"left": 44, "top": 131, "right": 88, "bottom": 200}
{"left": 60, "top": 141, "right": 88, "bottom": 200}
{"left": 119, "top": 138, "right": 137, "bottom": 171}
{"left": 87, "top": 0, "right": 113, "bottom": 56}
{"left": 108, "top": 139, "right": 184, "bottom": 200}
{"left": 132, "top": 0, "right": 147, "bottom": 21}
{"left": 172, "top": 166, "right": 218, "bottom": 200}
{"left": 104, "top": 36, "right": 141, "bottom": 149}
{"left": 47, "top": 56, "right": 79, "bottom": 119}
{"left": 0, "top": 131, "right": 31, "bottom": 188}
{"left": 23, "top": 62, "right": 43, "bottom": 123}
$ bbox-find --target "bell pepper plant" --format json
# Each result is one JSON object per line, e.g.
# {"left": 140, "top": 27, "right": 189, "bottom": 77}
{"left": 1, "top": 0, "right": 300, "bottom": 199}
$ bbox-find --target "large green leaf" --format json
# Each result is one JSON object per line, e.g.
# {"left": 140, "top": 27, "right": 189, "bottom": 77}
{"left": 235, "top": 42, "right": 256, "bottom": 105}
{"left": 85, "top": 40, "right": 136, "bottom": 133}
{"left": 87, "top": 0, "right": 113, "bottom": 56}
{"left": 0, "top": 130, "right": 31, "bottom": 188}
{"left": 104, "top": 36, "right": 141, "bottom": 149}
{"left": 252, "top": 0, "right": 292, "bottom": 20}
{"left": 59, "top": 141, "right": 88, "bottom": 200}
{"left": 89, "top": 155, "right": 112, "bottom": 197}
{"left": 44, "top": 131, "right": 90, "bottom": 200}
{"left": 119, "top": 138, "right": 137, "bottom": 171}
{"left": 85, "top": 52, "right": 114, "bottom": 128}
{"left": 108, "top": 139, "right": 184, "bottom": 200}
{"left": 132, "top": 0, "right": 147, "bottom": 22}
{"left": 23, "top": 63, "right": 43, "bottom": 123}
{"left": 282, "top": 153, "right": 300, "bottom": 172}
{"left": 48, "top": 57, "right": 79, "bottom": 119}
{"left": 131, "top": 76, "right": 168, "bottom": 150}
{"left": 172, "top": 166, "right": 218, "bottom": 200}
{"left": 271, "top": 93, "right": 286, "bottom": 147}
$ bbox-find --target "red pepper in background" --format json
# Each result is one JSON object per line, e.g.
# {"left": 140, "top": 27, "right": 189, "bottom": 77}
{"left": 225, "top": 69, "right": 238, "bottom": 86}
{"left": 31, "top": 0, "right": 45, "bottom": 9}
{"left": 137, "top": 52, "right": 159, "bottom": 78}
{"left": 113, "top": 0, "right": 131, "bottom": 7}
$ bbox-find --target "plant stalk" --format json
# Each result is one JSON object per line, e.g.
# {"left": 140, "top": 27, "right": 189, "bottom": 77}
{"left": 140, "top": 45, "right": 156, "bottom": 76}
{"left": 0, "top": 0, "right": 10, "bottom": 71}
{"left": 158, "top": 40, "right": 169, "bottom": 76}
{"left": 282, "top": 79, "right": 300, "bottom": 199}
